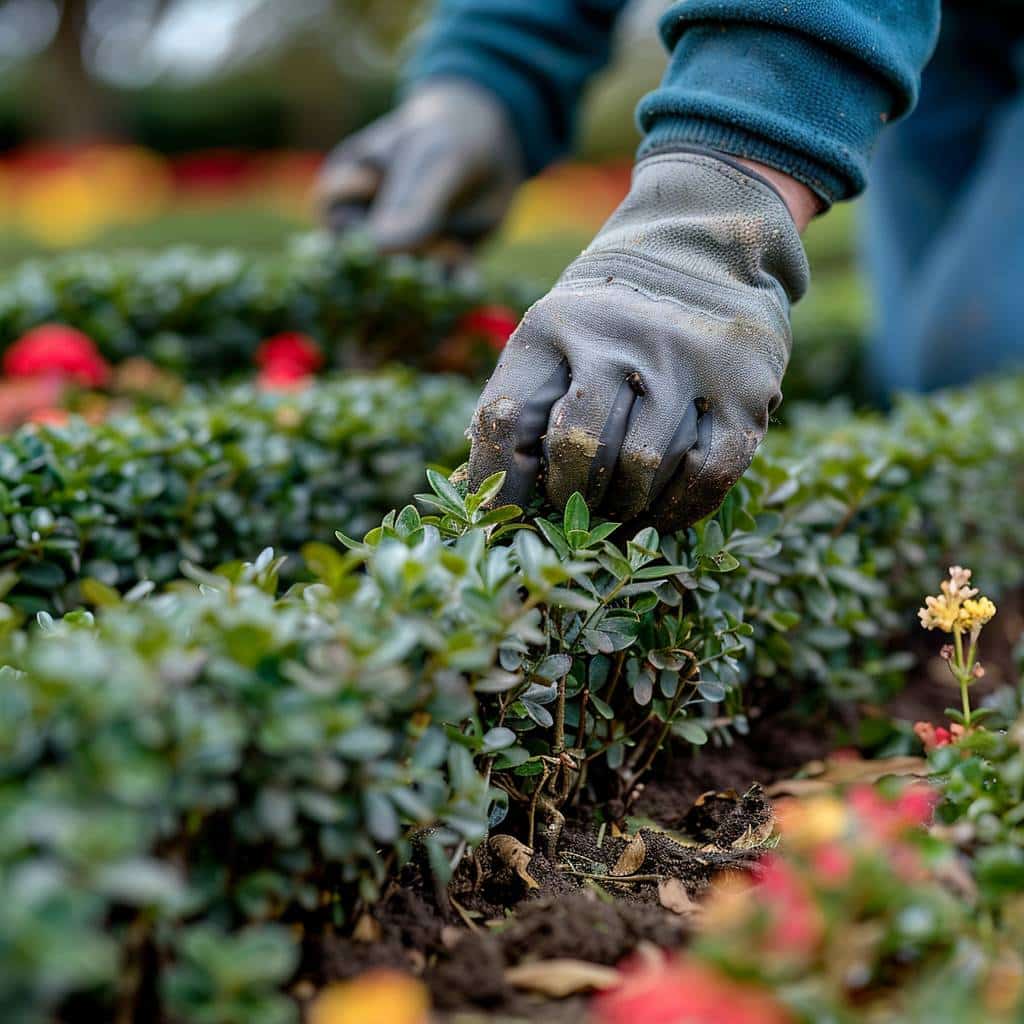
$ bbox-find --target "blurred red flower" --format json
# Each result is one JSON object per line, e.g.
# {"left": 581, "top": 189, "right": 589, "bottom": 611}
{"left": 0, "top": 376, "right": 66, "bottom": 430}
{"left": 849, "top": 783, "right": 937, "bottom": 841}
{"left": 27, "top": 407, "right": 71, "bottom": 427}
{"left": 255, "top": 332, "right": 324, "bottom": 375}
{"left": 811, "top": 841, "right": 855, "bottom": 886}
{"left": 594, "top": 954, "right": 793, "bottom": 1024}
{"left": 754, "top": 855, "right": 824, "bottom": 958}
{"left": 257, "top": 361, "right": 313, "bottom": 392}
{"left": 458, "top": 305, "right": 519, "bottom": 350}
{"left": 4, "top": 325, "right": 110, "bottom": 387}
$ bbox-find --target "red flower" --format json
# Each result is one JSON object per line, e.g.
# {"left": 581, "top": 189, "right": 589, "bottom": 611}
{"left": 595, "top": 955, "right": 793, "bottom": 1024}
{"left": 27, "top": 407, "right": 70, "bottom": 427}
{"left": 915, "top": 720, "right": 962, "bottom": 752}
{"left": 255, "top": 332, "right": 323, "bottom": 375}
{"left": 895, "top": 783, "right": 939, "bottom": 826}
{"left": 257, "top": 361, "right": 312, "bottom": 392}
{"left": 849, "top": 783, "right": 937, "bottom": 840}
{"left": 812, "top": 841, "right": 854, "bottom": 886}
{"left": 457, "top": 305, "right": 519, "bottom": 350}
{"left": 754, "top": 855, "right": 823, "bottom": 958}
{"left": 4, "top": 325, "right": 110, "bottom": 388}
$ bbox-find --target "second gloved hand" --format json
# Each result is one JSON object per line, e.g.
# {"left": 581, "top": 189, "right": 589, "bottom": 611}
{"left": 468, "top": 150, "right": 810, "bottom": 532}
{"left": 316, "top": 80, "right": 524, "bottom": 253}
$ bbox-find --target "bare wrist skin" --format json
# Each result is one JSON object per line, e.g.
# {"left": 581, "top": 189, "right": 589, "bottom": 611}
{"left": 736, "top": 158, "right": 822, "bottom": 233}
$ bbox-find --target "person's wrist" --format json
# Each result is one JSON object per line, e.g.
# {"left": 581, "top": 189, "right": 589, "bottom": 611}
{"left": 735, "top": 158, "right": 821, "bottom": 233}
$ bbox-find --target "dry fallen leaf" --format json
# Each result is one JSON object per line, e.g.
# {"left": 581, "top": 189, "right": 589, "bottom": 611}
{"left": 767, "top": 755, "right": 928, "bottom": 797}
{"left": 658, "top": 877, "right": 698, "bottom": 916}
{"left": 504, "top": 959, "right": 619, "bottom": 997}
{"left": 352, "top": 912, "right": 382, "bottom": 944}
{"left": 490, "top": 834, "right": 540, "bottom": 890}
{"left": 611, "top": 832, "right": 647, "bottom": 876}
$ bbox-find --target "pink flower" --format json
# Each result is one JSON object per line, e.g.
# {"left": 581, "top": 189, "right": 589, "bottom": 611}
{"left": 595, "top": 955, "right": 793, "bottom": 1024}
{"left": 4, "top": 325, "right": 110, "bottom": 387}
{"left": 457, "top": 305, "right": 519, "bottom": 350}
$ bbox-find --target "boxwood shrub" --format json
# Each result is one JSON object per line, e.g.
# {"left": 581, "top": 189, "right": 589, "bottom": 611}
{"left": 0, "top": 370, "right": 477, "bottom": 614}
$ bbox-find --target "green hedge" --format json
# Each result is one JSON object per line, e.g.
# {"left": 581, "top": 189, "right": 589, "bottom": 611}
{"left": 0, "top": 550, "right": 501, "bottom": 1024}
{"left": 0, "top": 370, "right": 477, "bottom": 614}
{"left": 2, "top": 374, "right": 1023, "bottom": 1022}
{"left": 0, "top": 235, "right": 521, "bottom": 379}
{"left": 0, "top": 230, "right": 870, "bottom": 404}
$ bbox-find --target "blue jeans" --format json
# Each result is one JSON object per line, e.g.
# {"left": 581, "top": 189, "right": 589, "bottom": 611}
{"left": 862, "top": 7, "right": 1024, "bottom": 395}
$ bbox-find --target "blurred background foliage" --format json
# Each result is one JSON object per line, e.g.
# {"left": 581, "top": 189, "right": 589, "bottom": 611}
{"left": 0, "top": 0, "right": 868, "bottom": 394}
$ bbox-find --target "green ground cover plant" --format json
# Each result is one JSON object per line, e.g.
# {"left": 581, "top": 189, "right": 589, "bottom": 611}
{"left": 1, "top": 373, "right": 1023, "bottom": 1022}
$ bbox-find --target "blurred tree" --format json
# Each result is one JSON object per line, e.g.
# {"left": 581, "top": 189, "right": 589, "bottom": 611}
{"left": 44, "top": 0, "right": 102, "bottom": 138}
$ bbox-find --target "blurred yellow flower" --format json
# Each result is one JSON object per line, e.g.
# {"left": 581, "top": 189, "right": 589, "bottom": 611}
{"left": 18, "top": 168, "right": 107, "bottom": 247}
{"left": 308, "top": 970, "right": 430, "bottom": 1024}
{"left": 775, "top": 796, "right": 847, "bottom": 848}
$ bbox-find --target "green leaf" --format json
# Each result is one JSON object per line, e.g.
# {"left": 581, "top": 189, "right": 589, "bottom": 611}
{"left": 471, "top": 471, "right": 506, "bottom": 510}
{"left": 535, "top": 653, "right": 572, "bottom": 680}
{"left": 481, "top": 727, "right": 517, "bottom": 753}
{"left": 535, "top": 518, "right": 571, "bottom": 559}
{"left": 675, "top": 720, "right": 708, "bottom": 745}
{"left": 475, "top": 505, "right": 522, "bottom": 528}
{"left": 703, "top": 550, "right": 740, "bottom": 573}
{"left": 521, "top": 700, "right": 554, "bottom": 728}
{"left": 564, "top": 492, "right": 590, "bottom": 535}
{"left": 81, "top": 578, "right": 122, "bottom": 608}
{"left": 587, "top": 522, "right": 621, "bottom": 544}
{"left": 700, "top": 520, "right": 725, "bottom": 555}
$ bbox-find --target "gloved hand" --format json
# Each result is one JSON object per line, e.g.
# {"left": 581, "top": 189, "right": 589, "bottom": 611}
{"left": 469, "top": 150, "right": 810, "bottom": 531}
{"left": 316, "top": 80, "right": 524, "bottom": 252}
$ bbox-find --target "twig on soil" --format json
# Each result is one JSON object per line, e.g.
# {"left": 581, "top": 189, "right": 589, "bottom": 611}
{"left": 561, "top": 868, "right": 665, "bottom": 885}
{"left": 449, "top": 894, "right": 482, "bottom": 933}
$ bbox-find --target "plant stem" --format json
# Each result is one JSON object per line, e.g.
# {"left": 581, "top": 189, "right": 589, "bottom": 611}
{"left": 553, "top": 668, "right": 567, "bottom": 754}
{"left": 953, "top": 628, "right": 971, "bottom": 726}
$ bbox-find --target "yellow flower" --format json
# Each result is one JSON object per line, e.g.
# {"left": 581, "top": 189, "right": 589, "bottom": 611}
{"left": 308, "top": 971, "right": 430, "bottom": 1024}
{"left": 918, "top": 594, "right": 960, "bottom": 632}
{"left": 775, "top": 796, "right": 847, "bottom": 848}
{"left": 960, "top": 597, "right": 996, "bottom": 630}
{"left": 918, "top": 567, "right": 995, "bottom": 635}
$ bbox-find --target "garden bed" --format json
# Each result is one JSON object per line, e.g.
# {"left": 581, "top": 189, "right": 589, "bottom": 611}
{"left": 1, "top": 364, "right": 1022, "bottom": 1023}
{"left": 0, "top": 240, "right": 1021, "bottom": 1023}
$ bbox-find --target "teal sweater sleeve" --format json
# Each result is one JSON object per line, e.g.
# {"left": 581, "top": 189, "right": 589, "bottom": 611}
{"left": 404, "top": 0, "right": 632, "bottom": 176}
{"left": 408, "top": 1, "right": 941, "bottom": 203}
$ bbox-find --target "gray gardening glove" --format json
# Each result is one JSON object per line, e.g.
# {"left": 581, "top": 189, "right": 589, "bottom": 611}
{"left": 469, "top": 150, "right": 810, "bottom": 531}
{"left": 316, "top": 80, "right": 524, "bottom": 252}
